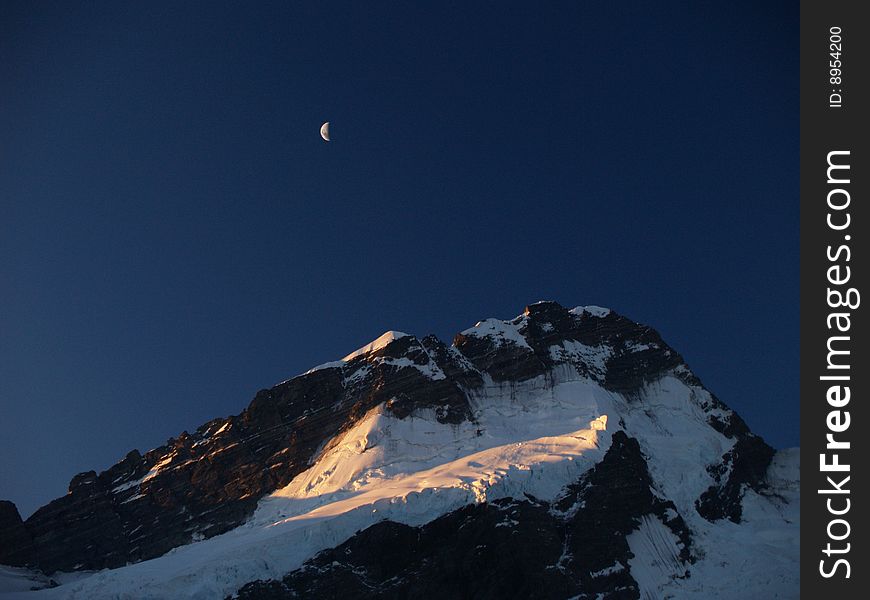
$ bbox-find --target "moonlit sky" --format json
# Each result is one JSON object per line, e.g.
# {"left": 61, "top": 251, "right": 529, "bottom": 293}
{"left": 0, "top": 1, "right": 797, "bottom": 518}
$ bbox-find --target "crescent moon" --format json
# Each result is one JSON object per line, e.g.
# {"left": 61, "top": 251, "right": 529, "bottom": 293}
{"left": 320, "top": 122, "right": 330, "bottom": 142}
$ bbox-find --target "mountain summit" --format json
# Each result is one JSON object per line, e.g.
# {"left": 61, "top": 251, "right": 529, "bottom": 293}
{"left": 0, "top": 301, "right": 798, "bottom": 599}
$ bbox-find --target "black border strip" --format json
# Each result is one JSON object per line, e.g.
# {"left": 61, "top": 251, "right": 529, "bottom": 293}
{"left": 801, "top": 0, "right": 868, "bottom": 595}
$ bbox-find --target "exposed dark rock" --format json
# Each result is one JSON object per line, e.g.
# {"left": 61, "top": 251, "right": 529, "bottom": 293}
{"left": 453, "top": 329, "right": 547, "bottom": 382}
{"left": 704, "top": 394, "right": 752, "bottom": 438}
{"left": 419, "top": 334, "right": 484, "bottom": 390}
{"left": 234, "top": 432, "right": 693, "bottom": 600}
{"left": 0, "top": 500, "right": 34, "bottom": 567}
{"left": 454, "top": 301, "right": 686, "bottom": 393}
{"left": 695, "top": 434, "right": 776, "bottom": 523}
{"left": 554, "top": 431, "right": 693, "bottom": 596}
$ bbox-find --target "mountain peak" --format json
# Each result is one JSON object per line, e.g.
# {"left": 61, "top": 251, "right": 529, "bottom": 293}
{"left": 0, "top": 301, "right": 796, "bottom": 599}
{"left": 341, "top": 330, "right": 411, "bottom": 361}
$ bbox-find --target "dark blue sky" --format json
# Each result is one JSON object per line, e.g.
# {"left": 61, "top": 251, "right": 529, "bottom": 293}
{"left": 0, "top": 1, "right": 797, "bottom": 518}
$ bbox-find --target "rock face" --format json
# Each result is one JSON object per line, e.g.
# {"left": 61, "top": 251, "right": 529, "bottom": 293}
{"left": 0, "top": 501, "right": 33, "bottom": 567}
{"left": 453, "top": 303, "right": 684, "bottom": 390}
{"left": 0, "top": 301, "right": 786, "bottom": 599}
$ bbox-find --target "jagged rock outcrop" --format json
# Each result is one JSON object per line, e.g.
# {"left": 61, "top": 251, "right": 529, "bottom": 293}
{"left": 453, "top": 302, "right": 684, "bottom": 389}
{"left": 0, "top": 501, "right": 33, "bottom": 567}
{"left": 695, "top": 435, "right": 777, "bottom": 522}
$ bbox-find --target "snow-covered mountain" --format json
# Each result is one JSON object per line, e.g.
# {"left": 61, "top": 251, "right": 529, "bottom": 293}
{"left": 0, "top": 301, "right": 798, "bottom": 599}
